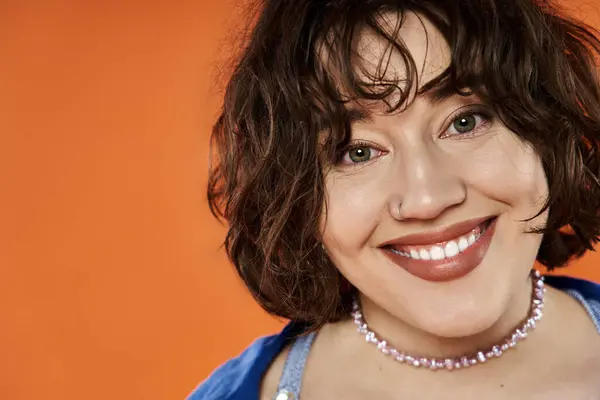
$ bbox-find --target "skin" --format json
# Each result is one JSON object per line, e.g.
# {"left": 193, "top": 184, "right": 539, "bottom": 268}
{"left": 261, "top": 11, "right": 600, "bottom": 399}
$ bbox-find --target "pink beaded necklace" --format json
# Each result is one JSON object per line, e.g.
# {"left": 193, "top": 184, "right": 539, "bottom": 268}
{"left": 351, "top": 270, "right": 545, "bottom": 371}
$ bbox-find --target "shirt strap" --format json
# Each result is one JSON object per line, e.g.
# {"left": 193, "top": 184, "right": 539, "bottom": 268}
{"left": 273, "top": 331, "right": 316, "bottom": 400}
{"left": 564, "top": 288, "right": 600, "bottom": 334}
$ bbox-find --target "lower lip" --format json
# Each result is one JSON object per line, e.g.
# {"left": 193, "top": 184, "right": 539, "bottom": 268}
{"left": 382, "top": 218, "right": 497, "bottom": 283}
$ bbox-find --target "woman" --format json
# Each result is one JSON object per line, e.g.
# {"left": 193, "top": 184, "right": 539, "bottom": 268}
{"left": 191, "top": 0, "right": 600, "bottom": 398}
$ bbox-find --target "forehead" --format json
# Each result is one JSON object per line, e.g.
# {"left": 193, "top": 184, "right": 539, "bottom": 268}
{"left": 313, "top": 10, "right": 453, "bottom": 119}
{"left": 354, "top": 11, "right": 451, "bottom": 96}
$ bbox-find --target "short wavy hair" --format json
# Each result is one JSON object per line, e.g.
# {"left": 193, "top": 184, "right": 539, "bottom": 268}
{"left": 208, "top": 0, "right": 600, "bottom": 330}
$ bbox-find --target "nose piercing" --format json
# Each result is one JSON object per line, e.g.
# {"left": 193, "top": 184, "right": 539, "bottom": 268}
{"left": 395, "top": 202, "right": 404, "bottom": 221}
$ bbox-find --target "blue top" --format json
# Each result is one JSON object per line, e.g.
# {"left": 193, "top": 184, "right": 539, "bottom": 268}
{"left": 188, "top": 275, "right": 600, "bottom": 400}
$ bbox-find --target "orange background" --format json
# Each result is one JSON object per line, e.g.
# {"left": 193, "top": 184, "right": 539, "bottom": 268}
{"left": 1, "top": 1, "right": 600, "bottom": 399}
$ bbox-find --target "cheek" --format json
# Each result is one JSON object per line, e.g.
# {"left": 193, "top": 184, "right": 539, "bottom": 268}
{"left": 462, "top": 136, "right": 548, "bottom": 221}
{"left": 320, "top": 172, "right": 386, "bottom": 253}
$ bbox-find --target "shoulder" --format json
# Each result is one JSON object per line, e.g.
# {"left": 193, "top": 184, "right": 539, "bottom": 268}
{"left": 545, "top": 274, "right": 600, "bottom": 329}
{"left": 186, "top": 323, "right": 302, "bottom": 400}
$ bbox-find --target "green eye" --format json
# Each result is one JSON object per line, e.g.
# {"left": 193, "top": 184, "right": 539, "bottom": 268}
{"left": 347, "top": 147, "right": 372, "bottom": 163}
{"left": 339, "top": 142, "right": 384, "bottom": 165}
{"left": 451, "top": 114, "right": 477, "bottom": 134}
{"left": 443, "top": 110, "right": 492, "bottom": 139}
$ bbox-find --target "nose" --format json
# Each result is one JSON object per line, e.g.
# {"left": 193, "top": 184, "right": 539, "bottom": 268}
{"left": 388, "top": 147, "right": 466, "bottom": 221}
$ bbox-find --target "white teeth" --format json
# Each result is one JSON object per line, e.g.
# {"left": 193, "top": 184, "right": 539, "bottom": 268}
{"left": 430, "top": 246, "right": 445, "bottom": 260}
{"left": 444, "top": 241, "right": 460, "bottom": 258}
{"left": 389, "top": 222, "right": 489, "bottom": 260}
{"left": 468, "top": 233, "right": 476, "bottom": 245}
{"left": 458, "top": 237, "right": 469, "bottom": 252}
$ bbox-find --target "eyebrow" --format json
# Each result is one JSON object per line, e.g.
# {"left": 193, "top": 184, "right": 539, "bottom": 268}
{"left": 346, "top": 84, "right": 465, "bottom": 124}
{"left": 347, "top": 108, "right": 373, "bottom": 124}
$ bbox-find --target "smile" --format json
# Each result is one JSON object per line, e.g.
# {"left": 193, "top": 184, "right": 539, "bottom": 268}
{"left": 381, "top": 217, "right": 497, "bottom": 282}
{"left": 386, "top": 219, "right": 492, "bottom": 261}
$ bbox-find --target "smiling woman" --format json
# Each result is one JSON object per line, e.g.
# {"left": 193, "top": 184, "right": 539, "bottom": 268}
{"left": 191, "top": 0, "right": 600, "bottom": 398}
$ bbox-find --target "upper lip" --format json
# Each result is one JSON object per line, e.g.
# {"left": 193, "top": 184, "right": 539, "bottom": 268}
{"left": 380, "top": 216, "right": 495, "bottom": 248}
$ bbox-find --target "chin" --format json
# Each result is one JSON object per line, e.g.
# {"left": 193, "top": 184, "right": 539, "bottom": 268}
{"left": 413, "top": 304, "right": 505, "bottom": 339}
{"left": 385, "top": 224, "right": 537, "bottom": 340}
{"left": 373, "top": 263, "right": 516, "bottom": 341}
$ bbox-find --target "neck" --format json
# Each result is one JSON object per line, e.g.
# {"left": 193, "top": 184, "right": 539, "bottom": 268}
{"left": 356, "top": 274, "right": 536, "bottom": 361}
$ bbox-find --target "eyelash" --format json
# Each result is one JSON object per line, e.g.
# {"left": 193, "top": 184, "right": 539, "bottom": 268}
{"left": 441, "top": 107, "right": 493, "bottom": 140}
{"left": 336, "top": 106, "right": 494, "bottom": 166}
{"left": 337, "top": 140, "right": 383, "bottom": 166}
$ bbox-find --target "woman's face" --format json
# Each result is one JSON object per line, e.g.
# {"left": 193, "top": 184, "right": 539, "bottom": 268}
{"left": 320, "top": 13, "right": 549, "bottom": 338}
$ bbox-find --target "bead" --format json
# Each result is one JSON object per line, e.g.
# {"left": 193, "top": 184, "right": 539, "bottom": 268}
{"left": 470, "top": 359, "right": 478, "bottom": 365}
{"left": 513, "top": 330, "right": 521, "bottom": 339}
{"left": 454, "top": 362, "right": 461, "bottom": 369}
{"left": 486, "top": 351, "right": 494, "bottom": 358}
{"left": 501, "top": 344, "right": 509, "bottom": 351}
{"left": 396, "top": 353, "right": 405, "bottom": 362}
{"left": 477, "top": 352, "right": 486, "bottom": 363}
{"left": 420, "top": 358, "right": 429, "bottom": 367}
{"left": 536, "top": 279, "right": 544, "bottom": 288}
{"left": 445, "top": 359, "right": 454, "bottom": 370}
{"left": 493, "top": 346, "right": 502, "bottom": 357}
{"left": 412, "top": 360, "right": 421, "bottom": 367}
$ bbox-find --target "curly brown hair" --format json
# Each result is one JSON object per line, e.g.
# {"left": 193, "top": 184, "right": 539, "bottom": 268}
{"left": 207, "top": 0, "right": 600, "bottom": 330}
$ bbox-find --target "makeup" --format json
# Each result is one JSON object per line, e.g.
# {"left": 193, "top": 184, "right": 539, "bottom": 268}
{"left": 381, "top": 217, "right": 497, "bottom": 282}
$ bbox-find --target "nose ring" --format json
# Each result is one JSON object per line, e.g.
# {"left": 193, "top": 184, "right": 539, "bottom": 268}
{"left": 395, "top": 202, "right": 405, "bottom": 221}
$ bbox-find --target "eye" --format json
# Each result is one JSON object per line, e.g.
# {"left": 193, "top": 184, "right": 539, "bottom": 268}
{"left": 442, "top": 111, "right": 491, "bottom": 138}
{"left": 340, "top": 143, "right": 384, "bottom": 165}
